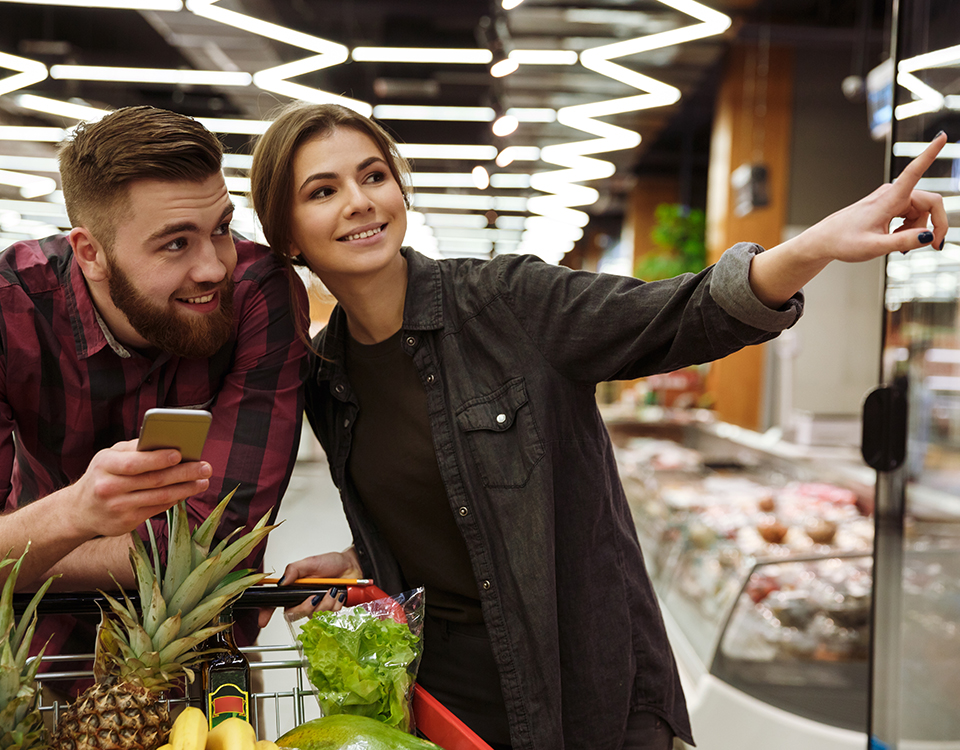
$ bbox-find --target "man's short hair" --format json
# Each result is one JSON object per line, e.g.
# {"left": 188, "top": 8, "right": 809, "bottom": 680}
{"left": 59, "top": 106, "right": 224, "bottom": 250}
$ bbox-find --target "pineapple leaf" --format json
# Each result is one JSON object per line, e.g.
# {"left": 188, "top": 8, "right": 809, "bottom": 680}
{"left": 10, "top": 573, "right": 55, "bottom": 656}
{"left": 181, "top": 571, "right": 267, "bottom": 637}
{"left": 153, "top": 612, "right": 182, "bottom": 653}
{"left": 130, "top": 533, "right": 156, "bottom": 607}
{"left": 146, "top": 514, "right": 163, "bottom": 584}
{"left": 142, "top": 576, "right": 167, "bottom": 640}
{"left": 165, "top": 554, "right": 220, "bottom": 619}
{"left": 202, "top": 520, "right": 277, "bottom": 599}
{"left": 162, "top": 502, "right": 192, "bottom": 600}
{"left": 191, "top": 486, "right": 237, "bottom": 554}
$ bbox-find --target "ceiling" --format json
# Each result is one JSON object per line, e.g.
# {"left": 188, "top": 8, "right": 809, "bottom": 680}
{"left": 0, "top": 0, "right": 886, "bottom": 260}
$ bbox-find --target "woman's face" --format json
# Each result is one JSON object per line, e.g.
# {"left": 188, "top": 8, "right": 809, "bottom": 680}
{"left": 288, "top": 127, "right": 407, "bottom": 286}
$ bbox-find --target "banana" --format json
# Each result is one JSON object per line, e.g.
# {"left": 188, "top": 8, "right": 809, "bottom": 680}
{"left": 170, "top": 707, "right": 208, "bottom": 750}
{"left": 254, "top": 742, "right": 280, "bottom": 750}
{"left": 205, "top": 717, "right": 257, "bottom": 750}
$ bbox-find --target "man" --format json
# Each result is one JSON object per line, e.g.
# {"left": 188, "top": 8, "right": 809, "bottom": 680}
{"left": 0, "top": 105, "right": 308, "bottom": 659}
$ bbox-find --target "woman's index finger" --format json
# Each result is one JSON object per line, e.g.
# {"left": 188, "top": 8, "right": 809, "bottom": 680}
{"left": 893, "top": 131, "right": 948, "bottom": 191}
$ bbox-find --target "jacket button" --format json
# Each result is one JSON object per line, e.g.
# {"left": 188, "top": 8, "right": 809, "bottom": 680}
{"left": 334, "top": 384, "right": 344, "bottom": 394}
{"left": 496, "top": 413, "right": 507, "bottom": 424}
{"left": 458, "top": 506, "right": 468, "bottom": 516}
{"left": 405, "top": 336, "right": 417, "bottom": 347}
{"left": 343, "top": 419, "right": 350, "bottom": 428}
{"left": 425, "top": 373, "right": 435, "bottom": 385}
{"left": 481, "top": 580, "right": 491, "bottom": 590}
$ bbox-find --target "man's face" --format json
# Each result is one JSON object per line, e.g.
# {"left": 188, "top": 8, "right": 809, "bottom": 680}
{"left": 100, "top": 173, "right": 238, "bottom": 358}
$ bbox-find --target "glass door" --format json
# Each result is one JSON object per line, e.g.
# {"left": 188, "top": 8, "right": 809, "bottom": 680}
{"left": 871, "top": 1, "right": 960, "bottom": 747}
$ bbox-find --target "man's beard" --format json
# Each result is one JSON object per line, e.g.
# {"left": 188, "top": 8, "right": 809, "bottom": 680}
{"left": 106, "top": 260, "right": 235, "bottom": 359}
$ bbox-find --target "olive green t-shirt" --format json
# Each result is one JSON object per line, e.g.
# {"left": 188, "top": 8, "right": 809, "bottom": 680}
{"left": 345, "top": 330, "right": 482, "bottom": 623}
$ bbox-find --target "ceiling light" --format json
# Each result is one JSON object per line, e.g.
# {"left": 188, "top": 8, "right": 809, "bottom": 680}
{"left": 0, "top": 156, "right": 59, "bottom": 172}
{"left": 508, "top": 50, "right": 578, "bottom": 66}
{"left": 472, "top": 166, "right": 490, "bottom": 190}
{"left": 423, "top": 214, "right": 488, "bottom": 229}
{"left": 506, "top": 107, "right": 556, "bottom": 123}
{"left": 15, "top": 94, "right": 107, "bottom": 122}
{"left": 374, "top": 105, "right": 495, "bottom": 122}
{"left": 0, "top": 170, "right": 57, "bottom": 199}
{"left": 49, "top": 64, "right": 251, "bottom": 86}
{"left": 412, "top": 194, "right": 528, "bottom": 212}
{"left": 399, "top": 144, "right": 498, "bottom": 160}
{"left": 0, "top": 127, "right": 67, "bottom": 142}
{"left": 0, "top": 0, "right": 181, "bottom": 7}
{"left": 195, "top": 117, "right": 271, "bottom": 135}
{"left": 491, "top": 173, "right": 529, "bottom": 189}
{"left": 352, "top": 47, "right": 491, "bottom": 64}
{"left": 490, "top": 52, "right": 519, "bottom": 78}
{"left": 253, "top": 56, "right": 371, "bottom": 115}
{"left": 492, "top": 115, "right": 519, "bottom": 137}
{"left": 502, "top": 0, "right": 525, "bottom": 9}
{"left": 496, "top": 146, "right": 540, "bottom": 167}
{"left": 0, "top": 51, "right": 47, "bottom": 97}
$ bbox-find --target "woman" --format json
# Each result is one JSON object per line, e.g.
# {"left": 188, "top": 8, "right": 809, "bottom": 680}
{"left": 250, "top": 101, "right": 946, "bottom": 750}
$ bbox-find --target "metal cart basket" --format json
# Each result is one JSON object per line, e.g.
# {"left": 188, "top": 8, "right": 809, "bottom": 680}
{"left": 24, "top": 585, "right": 493, "bottom": 750}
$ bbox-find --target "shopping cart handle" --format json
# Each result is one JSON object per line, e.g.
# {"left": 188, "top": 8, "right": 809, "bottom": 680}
{"left": 12, "top": 586, "right": 334, "bottom": 615}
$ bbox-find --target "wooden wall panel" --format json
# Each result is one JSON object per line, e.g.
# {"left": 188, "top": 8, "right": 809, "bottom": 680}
{"left": 704, "top": 42, "right": 795, "bottom": 430}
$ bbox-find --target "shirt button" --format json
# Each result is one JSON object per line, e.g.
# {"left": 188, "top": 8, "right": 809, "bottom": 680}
{"left": 425, "top": 373, "right": 435, "bottom": 385}
{"left": 343, "top": 419, "right": 350, "bottom": 428}
{"left": 405, "top": 336, "right": 417, "bottom": 347}
{"left": 496, "top": 413, "right": 507, "bottom": 424}
{"left": 481, "top": 580, "right": 491, "bottom": 590}
{"left": 458, "top": 506, "right": 468, "bottom": 516}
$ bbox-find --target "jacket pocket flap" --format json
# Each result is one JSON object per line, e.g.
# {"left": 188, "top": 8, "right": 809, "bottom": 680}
{"left": 457, "top": 378, "right": 528, "bottom": 433}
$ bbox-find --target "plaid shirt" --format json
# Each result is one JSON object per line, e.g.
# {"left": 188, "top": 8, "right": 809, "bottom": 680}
{"left": 0, "top": 233, "right": 308, "bottom": 661}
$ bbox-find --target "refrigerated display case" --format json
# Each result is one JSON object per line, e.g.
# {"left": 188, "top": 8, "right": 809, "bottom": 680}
{"left": 609, "top": 418, "right": 876, "bottom": 750}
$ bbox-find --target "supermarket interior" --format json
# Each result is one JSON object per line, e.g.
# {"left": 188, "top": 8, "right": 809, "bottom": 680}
{"left": 3, "top": 0, "right": 960, "bottom": 748}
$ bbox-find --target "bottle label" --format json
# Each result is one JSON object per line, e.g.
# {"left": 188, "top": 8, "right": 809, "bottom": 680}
{"left": 207, "top": 674, "right": 249, "bottom": 728}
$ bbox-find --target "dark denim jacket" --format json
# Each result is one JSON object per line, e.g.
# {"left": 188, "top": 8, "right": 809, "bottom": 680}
{"left": 305, "top": 244, "right": 802, "bottom": 750}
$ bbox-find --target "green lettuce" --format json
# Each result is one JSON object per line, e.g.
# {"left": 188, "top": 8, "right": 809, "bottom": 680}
{"left": 297, "top": 604, "right": 421, "bottom": 732}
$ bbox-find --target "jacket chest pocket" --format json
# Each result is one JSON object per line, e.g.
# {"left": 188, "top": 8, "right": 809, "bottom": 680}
{"left": 455, "top": 377, "right": 545, "bottom": 488}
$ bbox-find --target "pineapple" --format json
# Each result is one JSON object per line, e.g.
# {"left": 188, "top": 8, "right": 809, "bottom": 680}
{"left": 0, "top": 547, "right": 55, "bottom": 750}
{"left": 53, "top": 488, "right": 277, "bottom": 750}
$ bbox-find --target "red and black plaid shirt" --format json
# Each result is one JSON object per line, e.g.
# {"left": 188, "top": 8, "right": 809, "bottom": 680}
{"left": 0, "top": 233, "right": 308, "bottom": 663}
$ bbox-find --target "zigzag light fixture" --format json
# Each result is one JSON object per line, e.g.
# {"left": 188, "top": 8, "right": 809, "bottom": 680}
{"left": 520, "top": 0, "right": 731, "bottom": 260}
{"left": 895, "top": 44, "right": 960, "bottom": 120}
{"left": 184, "top": 0, "right": 370, "bottom": 114}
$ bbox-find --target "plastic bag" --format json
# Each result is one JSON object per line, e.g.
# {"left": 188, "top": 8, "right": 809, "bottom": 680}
{"left": 287, "top": 587, "right": 425, "bottom": 734}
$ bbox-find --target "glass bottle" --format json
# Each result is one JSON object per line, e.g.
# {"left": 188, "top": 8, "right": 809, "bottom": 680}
{"left": 200, "top": 606, "right": 251, "bottom": 729}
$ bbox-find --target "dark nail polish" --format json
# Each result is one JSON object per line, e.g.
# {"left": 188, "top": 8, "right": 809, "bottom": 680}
{"left": 327, "top": 586, "right": 339, "bottom": 601}
{"left": 936, "top": 130, "right": 946, "bottom": 139}
{"left": 338, "top": 588, "right": 348, "bottom": 603}
{"left": 919, "top": 231, "right": 934, "bottom": 244}
{"left": 277, "top": 576, "right": 285, "bottom": 586}
{"left": 311, "top": 593, "right": 323, "bottom": 606}
{"left": 940, "top": 239, "right": 945, "bottom": 251}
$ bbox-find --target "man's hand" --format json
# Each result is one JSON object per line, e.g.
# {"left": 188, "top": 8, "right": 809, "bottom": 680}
{"left": 0, "top": 439, "right": 213, "bottom": 590}
{"left": 69, "top": 439, "right": 212, "bottom": 538}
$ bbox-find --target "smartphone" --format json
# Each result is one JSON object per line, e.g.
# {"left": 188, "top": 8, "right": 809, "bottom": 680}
{"left": 137, "top": 408, "right": 212, "bottom": 462}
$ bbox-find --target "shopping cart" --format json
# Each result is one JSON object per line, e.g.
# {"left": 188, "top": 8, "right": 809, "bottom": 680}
{"left": 22, "top": 585, "right": 493, "bottom": 750}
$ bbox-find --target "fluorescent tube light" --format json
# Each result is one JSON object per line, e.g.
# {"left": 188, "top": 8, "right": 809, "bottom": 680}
{"left": 0, "top": 170, "right": 57, "bottom": 199}
{"left": 352, "top": 47, "right": 491, "bottom": 64}
{"left": 0, "top": 52, "right": 47, "bottom": 97}
{"left": 508, "top": 50, "right": 578, "bottom": 66}
{"left": 398, "top": 144, "right": 498, "bottom": 161}
{"left": 50, "top": 65, "right": 252, "bottom": 86}
{"left": 374, "top": 105, "right": 495, "bottom": 122}
{"left": 0, "top": 0, "right": 181, "bottom": 7}
{"left": 492, "top": 115, "right": 519, "bottom": 136}
{"left": 472, "top": 166, "right": 490, "bottom": 190}
{"left": 0, "top": 127, "right": 67, "bottom": 142}
{"left": 15, "top": 94, "right": 107, "bottom": 122}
